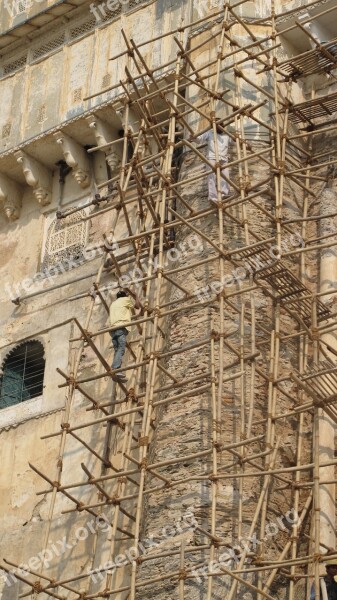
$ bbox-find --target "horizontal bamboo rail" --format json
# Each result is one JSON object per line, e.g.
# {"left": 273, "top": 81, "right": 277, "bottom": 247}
{"left": 7, "top": 4, "right": 337, "bottom": 600}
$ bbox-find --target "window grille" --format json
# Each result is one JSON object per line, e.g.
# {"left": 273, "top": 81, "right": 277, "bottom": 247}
{"left": 42, "top": 210, "right": 87, "bottom": 273}
{"left": 32, "top": 33, "right": 66, "bottom": 62}
{"left": 0, "top": 0, "right": 151, "bottom": 80}
{"left": 100, "top": 2, "right": 123, "bottom": 22}
{"left": 127, "top": 0, "right": 142, "bottom": 10}
{"left": 3, "top": 53, "right": 27, "bottom": 76}
{"left": 17, "top": 0, "right": 30, "bottom": 15}
{"left": 102, "top": 73, "right": 111, "bottom": 88}
{"left": 73, "top": 88, "right": 83, "bottom": 103}
{"left": 0, "top": 342, "right": 45, "bottom": 409}
{"left": 70, "top": 18, "right": 96, "bottom": 41}
{"left": 14, "top": 0, "right": 29, "bottom": 14}
{"left": 37, "top": 105, "right": 46, "bottom": 123}
{"left": 2, "top": 124, "right": 11, "bottom": 139}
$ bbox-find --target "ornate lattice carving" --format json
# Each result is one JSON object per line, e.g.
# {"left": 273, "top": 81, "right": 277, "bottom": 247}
{"left": 37, "top": 105, "right": 47, "bottom": 124}
{"left": 70, "top": 17, "right": 96, "bottom": 41}
{"left": 2, "top": 53, "right": 27, "bottom": 77}
{"left": 102, "top": 73, "right": 111, "bottom": 88}
{"left": 73, "top": 88, "right": 83, "bottom": 103}
{"left": 32, "top": 33, "right": 66, "bottom": 62}
{"left": 0, "top": 0, "right": 150, "bottom": 81}
{"left": 42, "top": 210, "right": 87, "bottom": 272}
{"left": 2, "top": 124, "right": 11, "bottom": 139}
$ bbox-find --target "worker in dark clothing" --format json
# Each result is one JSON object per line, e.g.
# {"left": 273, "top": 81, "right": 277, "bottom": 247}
{"left": 311, "top": 559, "right": 337, "bottom": 600}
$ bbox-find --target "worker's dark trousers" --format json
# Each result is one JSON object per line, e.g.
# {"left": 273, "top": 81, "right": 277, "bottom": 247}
{"left": 110, "top": 328, "right": 129, "bottom": 369}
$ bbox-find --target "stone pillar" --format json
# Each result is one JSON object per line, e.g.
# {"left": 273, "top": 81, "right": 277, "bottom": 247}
{"left": 137, "top": 151, "right": 215, "bottom": 600}
{"left": 319, "top": 186, "right": 337, "bottom": 551}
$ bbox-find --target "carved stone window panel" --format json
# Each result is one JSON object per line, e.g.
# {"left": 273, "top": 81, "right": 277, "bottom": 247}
{"left": 2, "top": 124, "right": 11, "bottom": 139}
{"left": 19, "top": 0, "right": 28, "bottom": 12}
{"left": 42, "top": 209, "right": 88, "bottom": 273}
{"left": 73, "top": 88, "right": 83, "bottom": 103}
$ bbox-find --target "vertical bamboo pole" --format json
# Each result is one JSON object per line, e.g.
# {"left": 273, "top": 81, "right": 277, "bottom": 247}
{"left": 289, "top": 147, "right": 311, "bottom": 600}
{"left": 207, "top": 9, "right": 229, "bottom": 597}
{"left": 179, "top": 541, "right": 185, "bottom": 600}
{"left": 288, "top": 358, "right": 306, "bottom": 600}
{"left": 226, "top": 443, "right": 280, "bottom": 600}
{"left": 246, "top": 294, "right": 256, "bottom": 438}
{"left": 36, "top": 251, "right": 111, "bottom": 585}
{"left": 312, "top": 297, "right": 321, "bottom": 600}
{"left": 262, "top": 493, "right": 313, "bottom": 595}
{"left": 258, "top": 303, "right": 280, "bottom": 593}
{"left": 103, "top": 349, "right": 144, "bottom": 594}
{"left": 271, "top": 0, "right": 293, "bottom": 251}
{"left": 14, "top": 8, "right": 334, "bottom": 599}
{"left": 207, "top": 316, "right": 219, "bottom": 600}
{"left": 271, "top": 2, "right": 282, "bottom": 249}
{"left": 232, "top": 34, "right": 256, "bottom": 558}
{"left": 128, "top": 34, "right": 183, "bottom": 600}
{"left": 237, "top": 302, "right": 246, "bottom": 542}
{"left": 317, "top": 139, "right": 337, "bottom": 555}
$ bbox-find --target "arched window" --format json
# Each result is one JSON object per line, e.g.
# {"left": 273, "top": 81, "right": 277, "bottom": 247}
{"left": 0, "top": 341, "right": 45, "bottom": 409}
{"left": 42, "top": 210, "right": 87, "bottom": 273}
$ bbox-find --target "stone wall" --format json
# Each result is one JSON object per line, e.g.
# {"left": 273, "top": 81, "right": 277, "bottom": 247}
{"left": 0, "top": 2, "right": 336, "bottom": 599}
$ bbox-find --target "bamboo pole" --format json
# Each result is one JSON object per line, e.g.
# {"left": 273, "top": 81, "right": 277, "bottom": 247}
{"left": 10, "top": 7, "right": 337, "bottom": 600}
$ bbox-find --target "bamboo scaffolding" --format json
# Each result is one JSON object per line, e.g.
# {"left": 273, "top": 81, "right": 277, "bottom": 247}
{"left": 8, "top": 5, "right": 337, "bottom": 600}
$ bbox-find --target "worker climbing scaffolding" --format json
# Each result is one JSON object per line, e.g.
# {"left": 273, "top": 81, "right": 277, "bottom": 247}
{"left": 109, "top": 289, "right": 141, "bottom": 382}
{"left": 311, "top": 559, "right": 337, "bottom": 600}
{"left": 190, "top": 118, "right": 231, "bottom": 206}
{"left": 3, "top": 2, "right": 337, "bottom": 600}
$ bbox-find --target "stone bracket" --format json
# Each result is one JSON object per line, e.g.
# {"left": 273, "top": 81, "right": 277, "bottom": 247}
{"left": 54, "top": 131, "right": 91, "bottom": 189}
{"left": 86, "top": 114, "right": 121, "bottom": 173}
{"left": 15, "top": 150, "right": 52, "bottom": 207}
{"left": 0, "top": 174, "right": 23, "bottom": 221}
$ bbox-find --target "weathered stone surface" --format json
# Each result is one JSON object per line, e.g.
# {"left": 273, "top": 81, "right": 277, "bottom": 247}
{"left": 0, "top": 3, "right": 336, "bottom": 600}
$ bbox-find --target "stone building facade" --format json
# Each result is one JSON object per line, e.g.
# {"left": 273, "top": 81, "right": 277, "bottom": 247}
{"left": 0, "top": 0, "right": 337, "bottom": 599}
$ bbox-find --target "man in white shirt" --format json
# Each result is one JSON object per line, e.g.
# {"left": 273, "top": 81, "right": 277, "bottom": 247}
{"left": 109, "top": 289, "right": 140, "bottom": 382}
{"left": 190, "top": 121, "right": 230, "bottom": 205}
